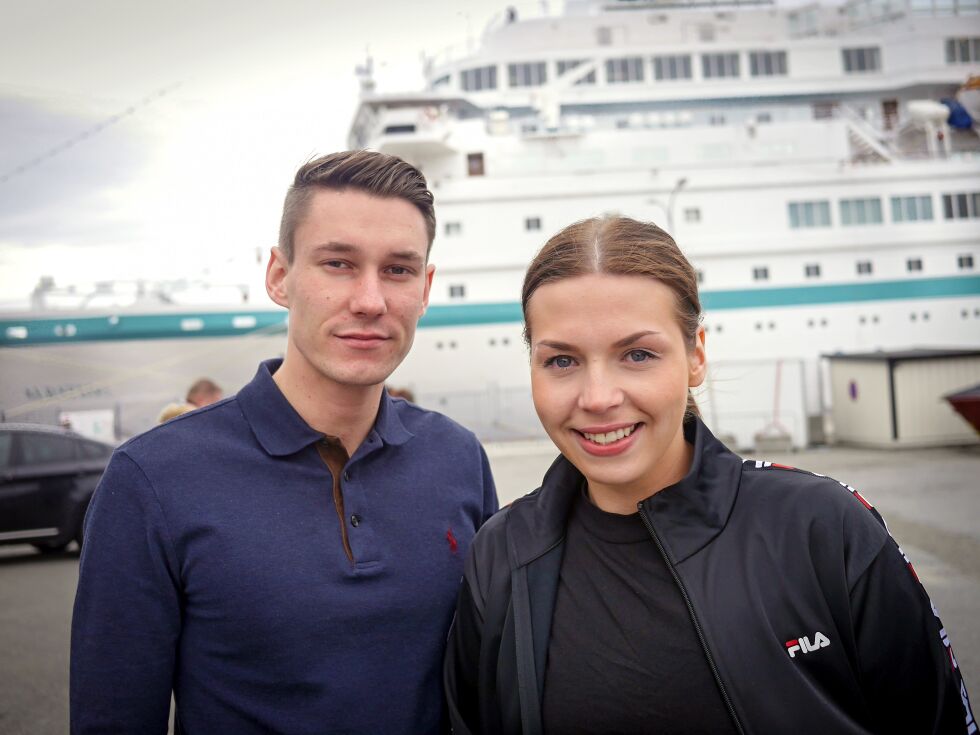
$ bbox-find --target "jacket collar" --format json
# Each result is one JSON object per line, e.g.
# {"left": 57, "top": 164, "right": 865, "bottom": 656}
{"left": 507, "top": 417, "right": 742, "bottom": 567}
{"left": 639, "top": 418, "right": 743, "bottom": 564}
{"left": 237, "top": 359, "right": 413, "bottom": 457}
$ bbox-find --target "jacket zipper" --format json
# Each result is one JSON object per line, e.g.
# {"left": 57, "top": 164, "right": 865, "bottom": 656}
{"left": 638, "top": 503, "right": 746, "bottom": 735}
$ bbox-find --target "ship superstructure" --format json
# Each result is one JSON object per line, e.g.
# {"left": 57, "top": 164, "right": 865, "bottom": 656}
{"left": 348, "top": 0, "right": 980, "bottom": 445}
{"left": 3, "top": 0, "right": 980, "bottom": 445}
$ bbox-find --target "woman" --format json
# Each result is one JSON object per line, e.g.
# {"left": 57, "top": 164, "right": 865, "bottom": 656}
{"left": 444, "top": 216, "right": 971, "bottom": 734}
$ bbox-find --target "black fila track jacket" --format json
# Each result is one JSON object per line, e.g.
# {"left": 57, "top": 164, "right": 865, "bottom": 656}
{"left": 444, "top": 418, "right": 974, "bottom": 734}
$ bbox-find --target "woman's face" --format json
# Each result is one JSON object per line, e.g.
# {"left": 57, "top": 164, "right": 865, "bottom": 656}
{"left": 527, "top": 273, "right": 706, "bottom": 512}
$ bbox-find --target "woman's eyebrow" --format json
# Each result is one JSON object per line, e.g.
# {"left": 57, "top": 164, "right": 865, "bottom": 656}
{"left": 535, "top": 340, "right": 576, "bottom": 351}
{"left": 613, "top": 330, "right": 661, "bottom": 348}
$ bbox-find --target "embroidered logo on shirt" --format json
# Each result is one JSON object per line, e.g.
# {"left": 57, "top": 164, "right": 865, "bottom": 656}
{"left": 446, "top": 528, "right": 458, "bottom": 554}
{"left": 786, "top": 632, "right": 830, "bottom": 658}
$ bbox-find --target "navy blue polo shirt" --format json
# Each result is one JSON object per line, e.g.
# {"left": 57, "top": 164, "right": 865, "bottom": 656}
{"left": 71, "top": 359, "right": 498, "bottom": 735}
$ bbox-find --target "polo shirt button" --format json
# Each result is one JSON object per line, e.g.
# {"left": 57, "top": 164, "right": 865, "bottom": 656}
{"left": 343, "top": 470, "right": 351, "bottom": 482}
{"left": 350, "top": 514, "right": 361, "bottom": 527}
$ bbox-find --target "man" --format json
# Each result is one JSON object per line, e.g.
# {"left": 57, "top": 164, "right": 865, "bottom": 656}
{"left": 71, "top": 151, "right": 498, "bottom": 734}
{"left": 185, "top": 377, "right": 223, "bottom": 408}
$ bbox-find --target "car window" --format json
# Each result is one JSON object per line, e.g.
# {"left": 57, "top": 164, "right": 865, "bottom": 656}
{"left": 0, "top": 433, "right": 11, "bottom": 469}
{"left": 80, "top": 441, "right": 112, "bottom": 460}
{"left": 17, "top": 434, "right": 78, "bottom": 465}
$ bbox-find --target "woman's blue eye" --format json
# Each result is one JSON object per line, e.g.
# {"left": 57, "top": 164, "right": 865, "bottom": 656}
{"left": 545, "top": 355, "right": 575, "bottom": 369}
{"left": 627, "top": 349, "right": 653, "bottom": 363}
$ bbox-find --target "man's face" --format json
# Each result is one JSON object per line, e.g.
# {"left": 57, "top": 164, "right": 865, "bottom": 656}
{"left": 266, "top": 188, "right": 434, "bottom": 391}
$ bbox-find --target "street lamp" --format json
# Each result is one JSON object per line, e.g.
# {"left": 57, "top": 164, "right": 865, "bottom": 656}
{"left": 646, "top": 176, "right": 688, "bottom": 235}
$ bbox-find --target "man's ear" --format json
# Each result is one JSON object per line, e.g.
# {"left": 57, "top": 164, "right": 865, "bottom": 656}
{"left": 265, "top": 247, "right": 290, "bottom": 308}
{"left": 420, "top": 263, "right": 435, "bottom": 317}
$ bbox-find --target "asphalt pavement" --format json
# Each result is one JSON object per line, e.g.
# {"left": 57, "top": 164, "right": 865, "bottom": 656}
{"left": 1, "top": 441, "right": 977, "bottom": 734}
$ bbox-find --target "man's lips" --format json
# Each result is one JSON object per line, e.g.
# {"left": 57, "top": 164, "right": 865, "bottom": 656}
{"left": 336, "top": 332, "right": 390, "bottom": 349}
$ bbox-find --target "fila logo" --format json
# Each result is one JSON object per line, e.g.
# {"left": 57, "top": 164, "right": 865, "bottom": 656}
{"left": 785, "top": 632, "right": 831, "bottom": 658}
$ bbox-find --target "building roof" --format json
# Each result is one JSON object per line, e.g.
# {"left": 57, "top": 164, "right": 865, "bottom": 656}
{"left": 822, "top": 348, "right": 980, "bottom": 362}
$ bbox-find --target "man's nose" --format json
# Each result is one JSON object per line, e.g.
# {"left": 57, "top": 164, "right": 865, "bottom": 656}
{"left": 350, "top": 273, "right": 388, "bottom": 317}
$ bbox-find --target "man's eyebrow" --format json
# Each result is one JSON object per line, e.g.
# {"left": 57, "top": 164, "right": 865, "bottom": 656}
{"left": 310, "top": 242, "right": 423, "bottom": 264}
{"left": 311, "top": 242, "right": 358, "bottom": 254}
{"left": 388, "top": 250, "right": 425, "bottom": 264}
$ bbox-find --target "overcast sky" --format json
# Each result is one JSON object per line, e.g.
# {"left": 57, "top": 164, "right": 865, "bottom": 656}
{"left": 0, "top": 0, "right": 546, "bottom": 308}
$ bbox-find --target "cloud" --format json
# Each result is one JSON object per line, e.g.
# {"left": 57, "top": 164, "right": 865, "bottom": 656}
{"left": 0, "top": 95, "right": 154, "bottom": 245}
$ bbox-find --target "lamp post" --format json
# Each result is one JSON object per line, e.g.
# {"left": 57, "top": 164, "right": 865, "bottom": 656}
{"left": 666, "top": 177, "right": 688, "bottom": 234}
{"left": 647, "top": 176, "right": 688, "bottom": 235}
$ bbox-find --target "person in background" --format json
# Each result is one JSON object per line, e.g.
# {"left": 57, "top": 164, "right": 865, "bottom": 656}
{"left": 71, "top": 150, "right": 498, "bottom": 735}
{"left": 185, "top": 377, "right": 223, "bottom": 408}
{"left": 156, "top": 402, "right": 194, "bottom": 423}
{"left": 445, "top": 215, "right": 972, "bottom": 734}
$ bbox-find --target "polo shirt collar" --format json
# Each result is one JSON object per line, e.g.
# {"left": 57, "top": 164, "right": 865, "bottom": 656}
{"left": 238, "top": 359, "right": 413, "bottom": 457}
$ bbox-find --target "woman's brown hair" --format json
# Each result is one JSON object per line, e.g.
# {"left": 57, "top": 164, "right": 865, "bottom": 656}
{"left": 521, "top": 215, "right": 703, "bottom": 418}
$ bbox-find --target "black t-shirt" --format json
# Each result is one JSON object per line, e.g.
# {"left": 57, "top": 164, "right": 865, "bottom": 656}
{"left": 541, "top": 486, "right": 737, "bottom": 734}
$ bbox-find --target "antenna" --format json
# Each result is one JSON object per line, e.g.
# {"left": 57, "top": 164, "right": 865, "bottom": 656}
{"left": 355, "top": 51, "right": 375, "bottom": 94}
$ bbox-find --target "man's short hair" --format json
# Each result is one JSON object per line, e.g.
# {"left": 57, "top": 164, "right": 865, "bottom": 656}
{"left": 278, "top": 150, "right": 436, "bottom": 262}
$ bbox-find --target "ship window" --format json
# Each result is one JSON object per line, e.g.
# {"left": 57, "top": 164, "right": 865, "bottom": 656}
{"left": 757, "top": 112, "right": 772, "bottom": 123}
{"left": 945, "top": 37, "right": 980, "bottom": 64}
{"left": 606, "top": 56, "right": 645, "bottom": 84}
{"left": 958, "top": 254, "right": 975, "bottom": 270}
{"left": 842, "top": 47, "right": 880, "bottom": 73}
{"left": 788, "top": 200, "right": 831, "bottom": 228}
{"left": 749, "top": 51, "right": 788, "bottom": 77}
{"left": 752, "top": 266, "right": 769, "bottom": 281}
{"left": 557, "top": 58, "right": 596, "bottom": 85}
{"left": 907, "top": 258, "right": 923, "bottom": 272}
{"left": 596, "top": 26, "right": 613, "bottom": 46}
{"left": 460, "top": 65, "right": 497, "bottom": 91}
{"left": 508, "top": 61, "right": 547, "bottom": 88}
{"left": 449, "top": 284, "right": 465, "bottom": 298}
{"left": 812, "top": 101, "right": 838, "bottom": 120}
{"left": 467, "top": 152, "right": 485, "bottom": 177}
{"left": 942, "top": 191, "right": 980, "bottom": 219}
{"left": 653, "top": 55, "right": 692, "bottom": 80}
{"left": 525, "top": 216, "right": 542, "bottom": 231}
{"left": 840, "top": 198, "right": 883, "bottom": 226}
{"left": 382, "top": 124, "right": 416, "bottom": 135}
{"left": 856, "top": 260, "right": 873, "bottom": 275}
{"left": 891, "top": 195, "right": 934, "bottom": 222}
{"left": 709, "top": 114, "right": 726, "bottom": 126}
{"left": 684, "top": 207, "right": 701, "bottom": 223}
{"left": 805, "top": 263, "right": 821, "bottom": 278}
{"left": 445, "top": 221, "right": 462, "bottom": 236}
{"left": 701, "top": 53, "right": 740, "bottom": 79}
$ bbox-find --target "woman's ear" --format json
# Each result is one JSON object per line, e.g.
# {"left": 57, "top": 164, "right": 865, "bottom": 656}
{"left": 688, "top": 326, "right": 706, "bottom": 388}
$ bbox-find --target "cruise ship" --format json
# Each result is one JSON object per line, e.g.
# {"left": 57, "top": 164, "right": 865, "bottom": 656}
{"left": 2, "top": 0, "right": 980, "bottom": 447}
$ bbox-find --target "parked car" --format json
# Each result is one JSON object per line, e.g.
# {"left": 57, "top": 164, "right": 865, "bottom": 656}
{"left": 0, "top": 423, "right": 114, "bottom": 552}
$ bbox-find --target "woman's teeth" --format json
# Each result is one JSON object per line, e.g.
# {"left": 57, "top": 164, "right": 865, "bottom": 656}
{"left": 582, "top": 424, "right": 636, "bottom": 445}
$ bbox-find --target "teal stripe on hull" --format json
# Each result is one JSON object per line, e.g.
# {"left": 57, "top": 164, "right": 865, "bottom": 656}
{"left": 1, "top": 311, "right": 288, "bottom": 347}
{"left": 701, "top": 274, "right": 980, "bottom": 310}
{"left": 2, "top": 275, "right": 978, "bottom": 347}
